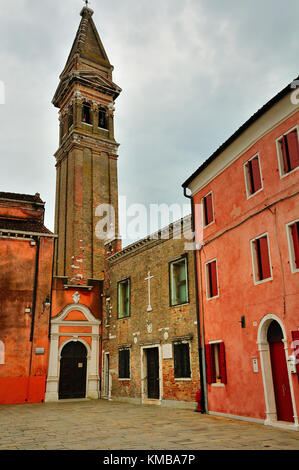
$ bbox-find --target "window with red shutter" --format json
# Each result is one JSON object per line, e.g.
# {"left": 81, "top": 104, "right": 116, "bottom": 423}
{"left": 253, "top": 235, "right": 272, "bottom": 282}
{"left": 205, "top": 344, "right": 215, "bottom": 385}
{"left": 219, "top": 342, "right": 227, "bottom": 384}
{"left": 287, "top": 130, "right": 299, "bottom": 171}
{"left": 206, "top": 342, "right": 227, "bottom": 385}
{"left": 245, "top": 155, "right": 262, "bottom": 196}
{"left": 279, "top": 129, "right": 299, "bottom": 175}
{"left": 203, "top": 193, "right": 214, "bottom": 226}
{"left": 290, "top": 222, "right": 299, "bottom": 271}
{"left": 206, "top": 260, "right": 218, "bottom": 298}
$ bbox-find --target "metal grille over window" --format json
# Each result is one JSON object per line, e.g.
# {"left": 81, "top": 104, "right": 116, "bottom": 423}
{"left": 174, "top": 343, "right": 191, "bottom": 378}
{"left": 119, "top": 349, "right": 130, "bottom": 379}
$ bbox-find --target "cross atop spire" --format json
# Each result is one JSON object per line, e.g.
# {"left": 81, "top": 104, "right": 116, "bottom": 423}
{"left": 83, "top": 0, "right": 89, "bottom": 7}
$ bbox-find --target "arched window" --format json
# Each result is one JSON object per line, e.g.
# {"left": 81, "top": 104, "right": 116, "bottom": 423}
{"left": 98, "top": 109, "right": 108, "bottom": 129}
{"left": 82, "top": 102, "right": 91, "bottom": 125}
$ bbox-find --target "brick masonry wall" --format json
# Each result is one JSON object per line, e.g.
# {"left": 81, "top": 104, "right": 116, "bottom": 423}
{"left": 102, "top": 228, "right": 200, "bottom": 404}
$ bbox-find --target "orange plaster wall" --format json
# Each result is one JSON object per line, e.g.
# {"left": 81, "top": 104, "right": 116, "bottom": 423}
{"left": 0, "top": 236, "right": 54, "bottom": 404}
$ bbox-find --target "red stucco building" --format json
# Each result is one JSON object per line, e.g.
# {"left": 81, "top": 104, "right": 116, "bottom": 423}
{"left": 183, "top": 78, "right": 299, "bottom": 430}
{"left": 0, "top": 192, "right": 55, "bottom": 404}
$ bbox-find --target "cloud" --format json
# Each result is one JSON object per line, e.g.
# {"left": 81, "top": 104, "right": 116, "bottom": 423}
{"left": 0, "top": 0, "right": 298, "bottom": 246}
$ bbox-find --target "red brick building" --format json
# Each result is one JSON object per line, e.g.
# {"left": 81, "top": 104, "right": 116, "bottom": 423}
{"left": 183, "top": 78, "right": 299, "bottom": 429}
{"left": 102, "top": 216, "right": 200, "bottom": 408}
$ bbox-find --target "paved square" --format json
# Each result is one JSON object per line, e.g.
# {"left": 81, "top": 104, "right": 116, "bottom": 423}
{"left": 0, "top": 399, "right": 298, "bottom": 450}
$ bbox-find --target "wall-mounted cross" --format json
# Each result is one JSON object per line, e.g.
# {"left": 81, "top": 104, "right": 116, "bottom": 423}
{"left": 145, "top": 271, "right": 154, "bottom": 312}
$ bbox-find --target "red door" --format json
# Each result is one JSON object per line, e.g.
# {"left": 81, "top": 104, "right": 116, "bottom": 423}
{"left": 269, "top": 341, "right": 294, "bottom": 423}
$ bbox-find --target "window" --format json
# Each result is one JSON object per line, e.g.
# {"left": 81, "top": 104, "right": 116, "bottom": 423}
{"left": 277, "top": 127, "right": 299, "bottom": 176}
{"left": 118, "top": 349, "right": 130, "bottom": 379}
{"left": 202, "top": 192, "right": 214, "bottom": 226}
{"left": 98, "top": 109, "right": 108, "bottom": 129}
{"left": 117, "top": 278, "right": 130, "bottom": 318}
{"left": 287, "top": 220, "right": 299, "bottom": 272}
{"left": 244, "top": 154, "right": 262, "bottom": 197}
{"left": 173, "top": 343, "right": 191, "bottom": 379}
{"left": 251, "top": 234, "right": 272, "bottom": 283}
{"left": 68, "top": 108, "right": 73, "bottom": 129}
{"left": 206, "top": 341, "right": 227, "bottom": 385}
{"left": 169, "top": 257, "right": 189, "bottom": 306}
{"left": 82, "top": 102, "right": 91, "bottom": 125}
{"left": 205, "top": 259, "right": 218, "bottom": 299}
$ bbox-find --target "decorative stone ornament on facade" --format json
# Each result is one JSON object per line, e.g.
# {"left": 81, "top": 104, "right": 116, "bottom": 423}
{"left": 72, "top": 291, "right": 80, "bottom": 304}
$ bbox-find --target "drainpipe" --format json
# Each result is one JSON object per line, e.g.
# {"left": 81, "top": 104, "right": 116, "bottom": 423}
{"left": 27, "top": 236, "right": 40, "bottom": 401}
{"left": 48, "top": 237, "right": 56, "bottom": 339}
{"left": 183, "top": 187, "right": 207, "bottom": 414}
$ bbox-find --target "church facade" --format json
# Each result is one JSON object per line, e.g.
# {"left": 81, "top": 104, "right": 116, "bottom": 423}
{"left": 0, "top": 6, "right": 200, "bottom": 408}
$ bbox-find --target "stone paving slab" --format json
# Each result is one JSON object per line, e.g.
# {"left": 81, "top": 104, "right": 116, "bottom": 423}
{"left": 0, "top": 399, "right": 298, "bottom": 450}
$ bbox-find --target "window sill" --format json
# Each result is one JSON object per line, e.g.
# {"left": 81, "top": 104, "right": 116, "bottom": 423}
{"left": 98, "top": 127, "right": 109, "bottom": 132}
{"left": 246, "top": 187, "right": 264, "bottom": 200}
{"left": 206, "top": 294, "right": 219, "bottom": 301}
{"left": 174, "top": 377, "right": 192, "bottom": 381}
{"left": 118, "top": 378, "right": 131, "bottom": 381}
{"left": 253, "top": 276, "right": 273, "bottom": 286}
{"left": 279, "top": 165, "right": 299, "bottom": 179}
{"left": 211, "top": 383, "right": 225, "bottom": 387}
{"left": 170, "top": 301, "right": 190, "bottom": 308}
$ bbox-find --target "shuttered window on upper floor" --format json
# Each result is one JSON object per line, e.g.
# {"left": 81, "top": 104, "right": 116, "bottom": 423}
{"left": 287, "top": 220, "right": 299, "bottom": 272}
{"left": 169, "top": 257, "right": 189, "bottom": 306}
{"left": 277, "top": 127, "right": 299, "bottom": 176}
{"left": 205, "top": 259, "right": 219, "bottom": 299}
{"left": 251, "top": 234, "right": 272, "bottom": 284}
{"left": 202, "top": 192, "right": 214, "bottom": 227}
{"left": 244, "top": 154, "right": 263, "bottom": 197}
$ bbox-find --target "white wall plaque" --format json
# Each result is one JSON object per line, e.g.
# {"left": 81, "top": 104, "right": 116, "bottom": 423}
{"left": 252, "top": 357, "right": 259, "bottom": 373}
{"left": 162, "top": 343, "right": 172, "bottom": 359}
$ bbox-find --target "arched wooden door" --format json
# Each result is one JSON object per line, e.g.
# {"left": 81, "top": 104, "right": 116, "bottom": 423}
{"left": 59, "top": 341, "right": 87, "bottom": 399}
{"left": 267, "top": 321, "right": 294, "bottom": 422}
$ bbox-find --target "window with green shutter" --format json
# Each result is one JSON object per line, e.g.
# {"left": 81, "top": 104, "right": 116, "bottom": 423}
{"left": 169, "top": 257, "right": 189, "bottom": 306}
{"left": 117, "top": 278, "right": 130, "bottom": 318}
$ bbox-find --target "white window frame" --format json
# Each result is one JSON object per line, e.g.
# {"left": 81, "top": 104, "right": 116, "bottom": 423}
{"left": 201, "top": 191, "right": 215, "bottom": 228}
{"left": 276, "top": 125, "right": 299, "bottom": 179}
{"left": 250, "top": 232, "right": 273, "bottom": 285}
{"left": 286, "top": 218, "right": 299, "bottom": 274}
{"left": 169, "top": 256, "right": 189, "bottom": 307}
{"left": 205, "top": 258, "right": 219, "bottom": 300}
{"left": 243, "top": 152, "right": 263, "bottom": 199}
{"left": 208, "top": 340, "right": 225, "bottom": 387}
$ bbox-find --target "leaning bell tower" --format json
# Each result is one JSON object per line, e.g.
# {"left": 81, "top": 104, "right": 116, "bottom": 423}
{"left": 52, "top": 4, "right": 122, "bottom": 282}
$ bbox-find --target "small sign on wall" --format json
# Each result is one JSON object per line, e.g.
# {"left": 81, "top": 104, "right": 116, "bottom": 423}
{"left": 162, "top": 344, "right": 172, "bottom": 359}
{"left": 35, "top": 348, "right": 45, "bottom": 355}
{"left": 252, "top": 357, "right": 259, "bottom": 373}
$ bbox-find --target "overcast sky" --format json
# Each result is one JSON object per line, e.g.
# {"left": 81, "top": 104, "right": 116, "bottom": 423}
{"left": 0, "top": 0, "right": 298, "bottom": 246}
